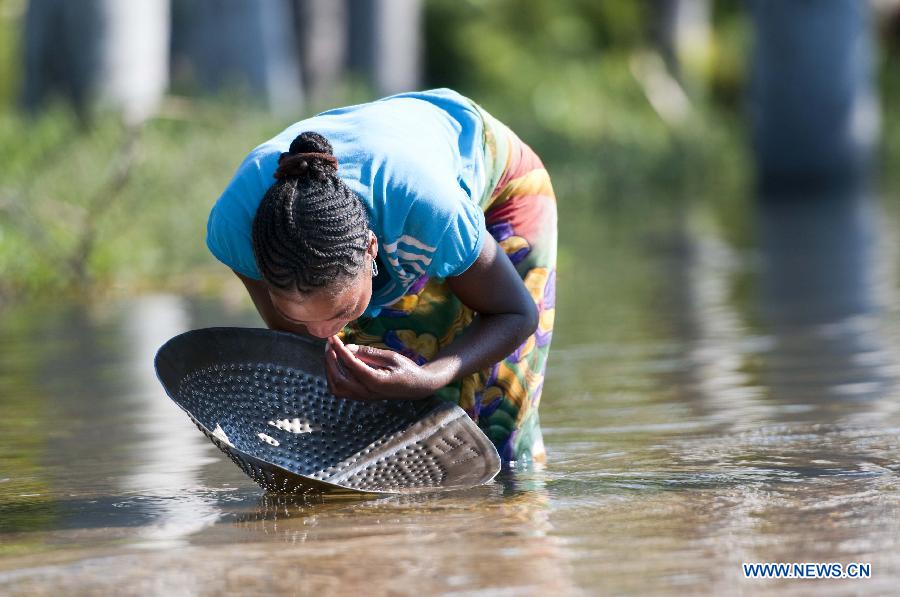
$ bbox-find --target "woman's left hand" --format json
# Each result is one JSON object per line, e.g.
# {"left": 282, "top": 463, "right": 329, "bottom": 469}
{"left": 323, "top": 335, "right": 440, "bottom": 400}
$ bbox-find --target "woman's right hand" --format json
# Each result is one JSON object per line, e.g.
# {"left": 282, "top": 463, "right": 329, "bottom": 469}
{"left": 323, "top": 335, "right": 439, "bottom": 401}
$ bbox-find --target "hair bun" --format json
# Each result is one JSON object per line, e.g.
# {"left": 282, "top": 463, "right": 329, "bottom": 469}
{"left": 289, "top": 131, "right": 333, "bottom": 156}
{"left": 274, "top": 131, "right": 338, "bottom": 181}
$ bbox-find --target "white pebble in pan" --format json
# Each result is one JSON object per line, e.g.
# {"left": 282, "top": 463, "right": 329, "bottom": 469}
{"left": 212, "top": 424, "right": 235, "bottom": 447}
{"left": 257, "top": 432, "right": 280, "bottom": 447}
{"left": 268, "top": 417, "right": 314, "bottom": 434}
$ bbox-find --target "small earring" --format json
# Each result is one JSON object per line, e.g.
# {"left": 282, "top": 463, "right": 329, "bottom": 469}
{"left": 372, "top": 257, "right": 379, "bottom": 277}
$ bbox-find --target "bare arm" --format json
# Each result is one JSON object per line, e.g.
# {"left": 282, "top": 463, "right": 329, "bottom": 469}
{"left": 233, "top": 270, "right": 313, "bottom": 337}
{"left": 324, "top": 237, "right": 539, "bottom": 399}
{"left": 424, "top": 236, "right": 539, "bottom": 387}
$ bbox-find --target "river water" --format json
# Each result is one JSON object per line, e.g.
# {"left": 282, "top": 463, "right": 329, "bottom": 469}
{"left": 2, "top": 193, "right": 900, "bottom": 595}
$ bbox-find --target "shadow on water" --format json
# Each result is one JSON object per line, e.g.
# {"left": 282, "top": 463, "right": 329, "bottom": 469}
{"left": 4, "top": 191, "right": 900, "bottom": 593}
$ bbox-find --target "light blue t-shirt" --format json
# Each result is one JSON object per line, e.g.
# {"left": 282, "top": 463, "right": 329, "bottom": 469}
{"left": 206, "top": 88, "right": 488, "bottom": 317}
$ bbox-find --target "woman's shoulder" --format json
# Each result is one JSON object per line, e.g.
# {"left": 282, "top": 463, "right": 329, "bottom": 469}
{"left": 326, "top": 91, "right": 487, "bottom": 284}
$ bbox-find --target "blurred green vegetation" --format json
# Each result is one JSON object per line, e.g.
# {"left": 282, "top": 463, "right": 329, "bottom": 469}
{"left": 1, "top": 0, "right": 898, "bottom": 304}
{"left": 0, "top": 102, "right": 287, "bottom": 300}
{"left": 425, "top": 0, "right": 751, "bottom": 207}
{"left": 0, "top": 0, "right": 22, "bottom": 108}
{"left": 883, "top": 50, "right": 900, "bottom": 193}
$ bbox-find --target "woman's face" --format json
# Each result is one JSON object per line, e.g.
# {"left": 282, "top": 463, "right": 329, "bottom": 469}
{"left": 265, "top": 232, "right": 379, "bottom": 338}
{"left": 268, "top": 269, "right": 373, "bottom": 338}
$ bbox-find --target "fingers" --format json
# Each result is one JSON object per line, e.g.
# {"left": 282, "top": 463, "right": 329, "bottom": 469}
{"left": 325, "top": 337, "right": 422, "bottom": 400}
{"left": 324, "top": 344, "right": 372, "bottom": 400}
{"left": 323, "top": 344, "right": 337, "bottom": 393}
{"left": 329, "top": 337, "right": 390, "bottom": 384}
{"left": 345, "top": 343, "right": 400, "bottom": 368}
{"left": 330, "top": 334, "right": 399, "bottom": 367}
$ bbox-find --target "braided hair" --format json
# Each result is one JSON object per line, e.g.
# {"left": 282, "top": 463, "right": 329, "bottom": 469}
{"left": 252, "top": 131, "right": 370, "bottom": 294}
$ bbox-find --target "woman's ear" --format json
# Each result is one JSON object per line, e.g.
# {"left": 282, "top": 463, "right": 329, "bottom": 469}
{"left": 367, "top": 231, "right": 378, "bottom": 258}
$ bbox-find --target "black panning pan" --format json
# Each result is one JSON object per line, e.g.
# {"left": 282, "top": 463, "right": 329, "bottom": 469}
{"left": 154, "top": 327, "right": 501, "bottom": 494}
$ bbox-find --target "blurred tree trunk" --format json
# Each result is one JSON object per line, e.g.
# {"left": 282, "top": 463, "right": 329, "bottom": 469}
{"left": 652, "top": 0, "right": 711, "bottom": 89}
{"left": 23, "top": 0, "right": 170, "bottom": 123}
{"left": 748, "top": 0, "right": 879, "bottom": 192}
{"left": 170, "top": 0, "right": 303, "bottom": 116}
{"left": 293, "top": 0, "right": 347, "bottom": 108}
{"left": 348, "top": 0, "right": 421, "bottom": 96}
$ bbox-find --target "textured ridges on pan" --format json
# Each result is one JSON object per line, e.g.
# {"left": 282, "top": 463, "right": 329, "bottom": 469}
{"left": 326, "top": 404, "right": 498, "bottom": 492}
{"left": 155, "top": 327, "right": 501, "bottom": 494}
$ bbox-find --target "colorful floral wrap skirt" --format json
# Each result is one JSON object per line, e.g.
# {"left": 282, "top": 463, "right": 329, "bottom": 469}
{"left": 342, "top": 105, "right": 557, "bottom": 462}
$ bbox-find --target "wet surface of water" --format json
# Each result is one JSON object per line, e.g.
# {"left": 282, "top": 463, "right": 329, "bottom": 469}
{"left": 3, "top": 194, "right": 900, "bottom": 595}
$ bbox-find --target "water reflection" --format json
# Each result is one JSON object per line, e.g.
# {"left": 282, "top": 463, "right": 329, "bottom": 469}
{"left": 657, "top": 216, "right": 769, "bottom": 429}
{"left": 0, "top": 297, "right": 231, "bottom": 549}
{"left": 119, "top": 295, "right": 222, "bottom": 548}
{"left": 757, "top": 192, "right": 900, "bottom": 414}
{"left": 6, "top": 194, "right": 900, "bottom": 593}
{"left": 212, "top": 469, "right": 576, "bottom": 595}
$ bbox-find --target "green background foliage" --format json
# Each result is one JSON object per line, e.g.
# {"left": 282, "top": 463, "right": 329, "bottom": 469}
{"left": 0, "top": 0, "right": 897, "bottom": 303}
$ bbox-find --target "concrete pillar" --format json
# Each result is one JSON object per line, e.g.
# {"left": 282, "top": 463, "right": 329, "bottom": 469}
{"left": 348, "top": 0, "right": 421, "bottom": 96}
{"left": 296, "top": 0, "right": 348, "bottom": 107}
{"left": 23, "top": 0, "right": 170, "bottom": 122}
{"left": 170, "top": 0, "right": 304, "bottom": 116}
{"left": 748, "top": 0, "right": 880, "bottom": 191}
